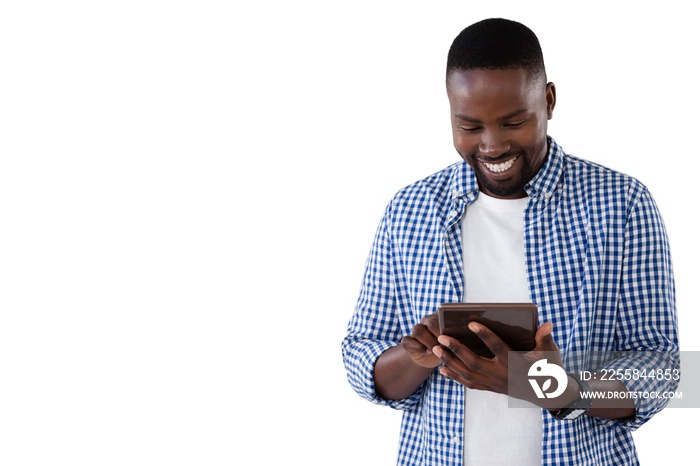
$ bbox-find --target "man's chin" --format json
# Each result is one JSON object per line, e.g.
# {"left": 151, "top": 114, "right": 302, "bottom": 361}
{"left": 477, "top": 176, "right": 525, "bottom": 198}
{"left": 473, "top": 163, "right": 532, "bottom": 199}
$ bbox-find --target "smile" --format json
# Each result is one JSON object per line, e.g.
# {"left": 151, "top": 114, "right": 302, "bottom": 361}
{"left": 482, "top": 156, "right": 518, "bottom": 173}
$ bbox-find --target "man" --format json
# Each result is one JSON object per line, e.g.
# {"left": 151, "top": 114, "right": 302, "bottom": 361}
{"left": 342, "top": 18, "right": 679, "bottom": 465}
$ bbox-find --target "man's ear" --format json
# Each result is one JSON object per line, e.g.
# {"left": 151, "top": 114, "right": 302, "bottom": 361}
{"left": 546, "top": 82, "right": 556, "bottom": 120}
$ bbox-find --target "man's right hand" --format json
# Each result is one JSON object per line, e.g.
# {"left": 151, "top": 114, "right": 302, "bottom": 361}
{"left": 400, "top": 312, "right": 442, "bottom": 368}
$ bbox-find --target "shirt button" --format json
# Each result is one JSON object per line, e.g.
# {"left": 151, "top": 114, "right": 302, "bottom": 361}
{"left": 449, "top": 210, "right": 457, "bottom": 218}
{"left": 452, "top": 190, "right": 461, "bottom": 198}
{"left": 452, "top": 436, "right": 461, "bottom": 444}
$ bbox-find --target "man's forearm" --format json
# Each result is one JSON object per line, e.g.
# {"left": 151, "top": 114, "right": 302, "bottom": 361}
{"left": 374, "top": 345, "right": 435, "bottom": 400}
{"left": 586, "top": 378, "right": 636, "bottom": 419}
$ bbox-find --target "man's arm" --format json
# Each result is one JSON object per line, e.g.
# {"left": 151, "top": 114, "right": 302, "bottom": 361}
{"left": 342, "top": 203, "right": 434, "bottom": 406}
{"left": 599, "top": 186, "right": 680, "bottom": 425}
{"left": 374, "top": 346, "right": 435, "bottom": 400}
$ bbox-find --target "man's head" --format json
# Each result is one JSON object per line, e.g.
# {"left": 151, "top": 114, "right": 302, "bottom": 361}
{"left": 446, "top": 18, "right": 555, "bottom": 199}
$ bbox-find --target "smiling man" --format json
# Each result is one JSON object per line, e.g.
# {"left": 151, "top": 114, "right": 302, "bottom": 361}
{"left": 342, "top": 18, "right": 678, "bottom": 465}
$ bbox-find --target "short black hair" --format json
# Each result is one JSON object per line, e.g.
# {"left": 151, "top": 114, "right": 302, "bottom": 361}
{"left": 447, "top": 18, "right": 546, "bottom": 82}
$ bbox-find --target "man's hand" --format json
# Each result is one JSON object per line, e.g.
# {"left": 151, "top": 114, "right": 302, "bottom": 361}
{"left": 432, "top": 321, "right": 565, "bottom": 407}
{"left": 400, "top": 312, "right": 443, "bottom": 368}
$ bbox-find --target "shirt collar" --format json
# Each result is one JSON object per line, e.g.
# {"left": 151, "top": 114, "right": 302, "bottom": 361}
{"left": 524, "top": 136, "right": 563, "bottom": 201}
{"left": 448, "top": 160, "right": 479, "bottom": 203}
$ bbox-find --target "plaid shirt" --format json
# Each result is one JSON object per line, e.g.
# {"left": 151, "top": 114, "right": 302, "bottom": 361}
{"left": 342, "top": 137, "right": 679, "bottom": 465}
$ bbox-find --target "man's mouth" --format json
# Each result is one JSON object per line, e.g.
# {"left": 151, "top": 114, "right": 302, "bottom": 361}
{"left": 481, "top": 156, "right": 518, "bottom": 173}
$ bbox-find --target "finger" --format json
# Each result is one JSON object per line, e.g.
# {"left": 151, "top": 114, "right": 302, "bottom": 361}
{"left": 439, "top": 364, "right": 492, "bottom": 391}
{"left": 433, "top": 337, "right": 489, "bottom": 379}
{"left": 411, "top": 323, "right": 440, "bottom": 350}
{"left": 463, "top": 322, "right": 512, "bottom": 361}
{"left": 535, "top": 322, "right": 559, "bottom": 351}
{"left": 401, "top": 335, "right": 431, "bottom": 355}
{"left": 420, "top": 313, "right": 441, "bottom": 337}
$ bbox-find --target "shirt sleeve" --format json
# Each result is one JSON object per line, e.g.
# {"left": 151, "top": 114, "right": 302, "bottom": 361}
{"left": 595, "top": 186, "right": 680, "bottom": 431}
{"left": 341, "top": 203, "right": 425, "bottom": 410}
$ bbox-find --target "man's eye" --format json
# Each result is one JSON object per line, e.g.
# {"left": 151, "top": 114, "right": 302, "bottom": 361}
{"left": 505, "top": 121, "right": 526, "bottom": 128}
{"left": 460, "top": 126, "right": 481, "bottom": 132}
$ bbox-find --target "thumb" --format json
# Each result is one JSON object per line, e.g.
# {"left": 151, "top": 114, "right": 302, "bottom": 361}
{"left": 535, "top": 322, "right": 558, "bottom": 351}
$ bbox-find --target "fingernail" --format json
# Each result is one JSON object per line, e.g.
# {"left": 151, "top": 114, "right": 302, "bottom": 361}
{"left": 433, "top": 346, "right": 444, "bottom": 358}
{"left": 468, "top": 322, "right": 480, "bottom": 333}
{"left": 437, "top": 335, "right": 450, "bottom": 347}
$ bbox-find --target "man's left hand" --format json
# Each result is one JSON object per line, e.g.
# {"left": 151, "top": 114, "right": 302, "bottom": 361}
{"left": 432, "top": 321, "right": 564, "bottom": 406}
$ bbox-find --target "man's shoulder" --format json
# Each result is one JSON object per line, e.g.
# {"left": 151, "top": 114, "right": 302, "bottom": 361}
{"left": 378, "top": 161, "right": 469, "bottom": 225}
{"left": 560, "top": 152, "right": 647, "bottom": 199}
{"left": 391, "top": 161, "right": 464, "bottom": 205}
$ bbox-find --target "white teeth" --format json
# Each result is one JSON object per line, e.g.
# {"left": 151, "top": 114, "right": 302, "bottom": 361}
{"left": 484, "top": 157, "right": 517, "bottom": 173}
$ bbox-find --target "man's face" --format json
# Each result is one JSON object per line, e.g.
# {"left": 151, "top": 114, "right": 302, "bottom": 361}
{"left": 447, "top": 68, "right": 556, "bottom": 199}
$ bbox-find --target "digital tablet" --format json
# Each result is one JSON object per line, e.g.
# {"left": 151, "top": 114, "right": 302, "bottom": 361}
{"left": 438, "top": 303, "right": 537, "bottom": 358}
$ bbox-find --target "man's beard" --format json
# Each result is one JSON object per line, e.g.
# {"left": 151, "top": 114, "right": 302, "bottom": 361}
{"left": 470, "top": 152, "right": 535, "bottom": 198}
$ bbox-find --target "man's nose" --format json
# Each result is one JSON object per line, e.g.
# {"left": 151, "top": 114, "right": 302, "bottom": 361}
{"left": 478, "top": 130, "right": 510, "bottom": 157}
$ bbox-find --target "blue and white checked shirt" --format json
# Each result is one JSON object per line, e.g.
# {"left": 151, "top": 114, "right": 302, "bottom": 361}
{"left": 342, "top": 137, "right": 679, "bottom": 465}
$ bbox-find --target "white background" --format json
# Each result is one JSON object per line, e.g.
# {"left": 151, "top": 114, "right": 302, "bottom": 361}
{"left": 1, "top": 1, "right": 696, "bottom": 464}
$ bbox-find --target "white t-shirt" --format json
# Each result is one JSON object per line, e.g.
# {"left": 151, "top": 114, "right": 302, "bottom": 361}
{"left": 461, "top": 192, "right": 542, "bottom": 465}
